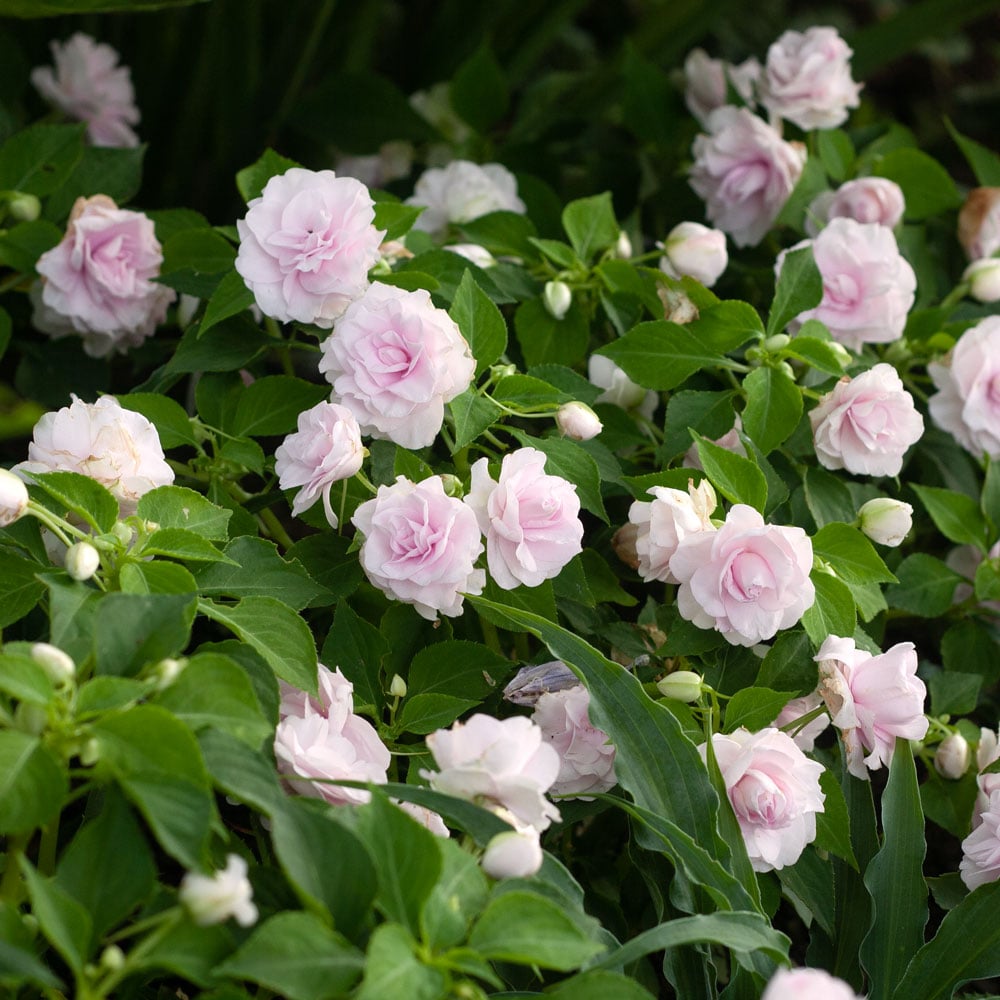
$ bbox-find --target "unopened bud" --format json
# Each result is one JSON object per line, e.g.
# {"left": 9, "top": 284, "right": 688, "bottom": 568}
{"left": 659, "top": 222, "right": 728, "bottom": 287}
{"left": 490, "top": 363, "right": 517, "bottom": 381}
{"left": 15, "top": 702, "right": 47, "bottom": 735}
{"left": 389, "top": 674, "right": 407, "bottom": 698}
{"left": 555, "top": 401, "right": 602, "bottom": 441}
{"left": 438, "top": 474, "right": 463, "bottom": 498}
{"left": 763, "top": 333, "right": 790, "bottom": 352}
{"left": 31, "top": 642, "right": 75, "bottom": 685}
{"left": 859, "top": 498, "right": 913, "bottom": 548}
{"left": 6, "top": 191, "right": 41, "bottom": 223}
{"left": 112, "top": 522, "right": 133, "bottom": 545}
{"left": 963, "top": 258, "right": 1000, "bottom": 303}
{"left": 79, "top": 739, "right": 100, "bottom": 766}
{"left": 0, "top": 468, "right": 29, "bottom": 527}
{"left": 100, "top": 945, "right": 126, "bottom": 971}
{"left": 656, "top": 670, "right": 703, "bottom": 703}
{"left": 611, "top": 522, "right": 640, "bottom": 570}
{"left": 154, "top": 657, "right": 185, "bottom": 690}
{"left": 614, "top": 231, "right": 633, "bottom": 260}
{"left": 829, "top": 341, "right": 852, "bottom": 368}
{"left": 934, "top": 733, "right": 970, "bottom": 780}
{"left": 481, "top": 829, "right": 543, "bottom": 879}
{"left": 543, "top": 280, "right": 572, "bottom": 321}
{"left": 65, "top": 541, "right": 101, "bottom": 581}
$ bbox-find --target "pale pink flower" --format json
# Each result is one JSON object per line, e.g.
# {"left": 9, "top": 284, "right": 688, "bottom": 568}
{"left": 779, "top": 219, "right": 915, "bottom": 352}
{"left": 34, "top": 195, "right": 174, "bottom": 358}
{"left": 826, "top": 177, "right": 905, "bottom": 229}
{"left": 629, "top": 479, "right": 717, "bottom": 584}
{"left": 395, "top": 801, "right": 450, "bottom": 837}
{"left": 682, "top": 48, "right": 760, "bottom": 126}
{"left": 773, "top": 693, "right": 830, "bottom": 753}
{"left": 31, "top": 33, "right": 140, "bottom": 148}
{"left": 588, "top": 355, "right": 658, "bottom": 420}
{"left": 815, "top": 635, "right": 928, "bottom": 780}
{"left": 669, "top": 504, "right": 815, "bottom": 647}
{"left": 762, "top": 967, "right": 864, "bottom": 1000}
{"left": 809, "top": 364, "right": 924, "bottom": 477}
{"left": 659, "top": 222, "right": 729, "bottom": 287}
{"left": 465, "top": 448, "right": 583, "bottom": 591}
{"left": 319, "top": 282, "right": 475, "bottom": 450}
{"left": 934, "top": 733, "right": 970, "bottom": 780}
{"left": 555, "top": 402, "right": 602, "bottom": 441}
{"left": 406, "top": 160, "right": 525, "bottom": 236}
{"left": 351, "top": 475, "right": 485, "bottom": 620}
{"left": 961, "top": 790, "right": 1000, "bottom": 890}
{"left": 481, "top": 828, "right": 543, "bottom": 878}
{"left": 689, "top": 106, "right": 806, "bottom": 247}
{"left": 179, "top": 855, "right": 257, "bottom": 928}
{"left": 422, "top": 714, "right": 561, "bottom": 832}
{"left": 928, "top": 316, "right": 1000, "bottom": 459}
{"left": 975, "top": 727, "right": 1000, "bottom": 828}
{"left": 274, "top": 401, "right": 364, "bottom": 526}
{"left": 0, "top": 468, "right": 29, "bottom": 527}
{"left": 15, "top": 395, "right": 172, "bottom": 516}
{"left": 274, "top": 665, "right": 390, "bottom": 806}
{"left": 235, "top": 167, "right": 384, "bottom": 328}
{"left": 701, "top": 727, "right": 825, "bottom": 872}
{"left": 958, "top": 187, "right": 1000, "bottom": 261}
{"left": 683, "top": 416, "right": 746, "bottom": 470}
{"left": 760, "top": 26, "right": 862, "bottom": 131}
{"left": 531, "top": 685, "right": 616, "bottom": 800}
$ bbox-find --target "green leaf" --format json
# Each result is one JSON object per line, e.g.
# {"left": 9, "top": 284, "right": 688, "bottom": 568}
{"left": 272, "top": 799, "right": 376, "bottom": 932}
{"left": 724, "top": 688, "right": 795, "bottom": 734}
{"left": 356, "top": 923, "right": 447, "bottom": 1000}
{"left": 693, "top": 431, "right": 767, "bottom": 511}
{"left": 768, "top": 244, "right": 823, "bottom": 338}
{"left": 236, "top": 148, "right": 301, "bottom": 203}
{"left": 529, "top": 237, "right": 580, "bottom": 269}
{"left": 407, "top": 640, "right": 508, "bottom": 700}
{"left": 30, "top": 470, "right": 118, "bottom": 533}
{"left": 163, "top": 313, "right": 269, "bottom": 374}
{"left": 76, "top": 676, "right": 146, "bottom": 717}
{"left": 468, "top": 890, "right": 605, "bottom": 970}
{"left": 133, "top": 918, "right": 235, "bottom": 989}
{"left": 785, "top": 334, "right": 849, "bottom": 376}
{"left": 513, "top": 296, "right": 590, "bottom": 368}
{"left": 493, "top": 374, "right": 571, "bottom": 408}
{"left": 928, "top": 672, "right": 981, "bottom": 716}
{"left": 778, "top": 847, "right": 835, "bottom": 936}
{"left": 231, "top": 376, "right": 330, "bottom": 438}
{"left": 801, "top": 571, "right": 856, "bottom": 646}
{"left": 321, "top": 601, "right": 386, "bottom": 712}
{"left": 946, "top": 119, "right": 1000, "bottom": 186}
{"left": 885, "top": 554, "right": 963, "bottom": 617}
{"left": 818, "top": 129, "right": 855, "bottom": 182}
{"left": 43, "top": 144, "right": 145, "bottom": 223}
{"left": 660, "top": 390, "right": 736, "bottom": 460}
{"left": 757, "top": 630, "right": 819, "bottom": 694}
{"left": 395, "top": 693, "right": 480, "bottom": 735}
{"left": 161, "top": 228, "right": 234, "bottom": 276}
{"left": 741, "top": 366, "right": 803, "bottom": 454}
{"left": 116, "top": 393, "right": 200, "bottom": 450}
{"left": 286, "top": 533, "right": 363, "bottom": 602}
{"left": 450, "top": 43, "right": 509, "bottom": 133}
{"left": 0, "top": 123, "right": 84, "bottom": 196}
{"left": 562, "top": 192, "right": 619, "bottom": 262}
{"left": 449, "top": 269, "right": 508, "bottom": 376}
{"left": 94, "top": 593, "right": 196, "bottom": 677}
{"left": 139, "top": 527, "right": 236, "bottom": 564}
{"left": 215, "top": 912, "right": 363, "bottom": 1000}
{"left": 45, "top": 577, "right": 101, "bottom": 665}
{"left": 456, "top": 211, "right": 539, "bottom": 259}
{"left": 199, "top": 269, "right": 255, "bottom": 337}
{"left": 198, "top": 729, "right": 287, "bottom": 816}
{"left": 372, "top": 200, "right": 423, "bottom": 242}
{"left": 448, "top": 389, "right": 503, "bottom": 451}
{"left": 0, "top": 549, "right": 46, "bottom": 628}
{"left": 812, "top": 523, "right": 897, "bottom": 585}
{"left": 872, "top": 148, "right": 962, "bottom": 220}
{"left": 814, "top": 767, "right": 858, "bottom": 868}
{"left": 804, "top": 466, "right": 857, "bottom": 528}
{"left": 420, "top": 838, "right": 490, "bottom": 951}
{"left": 913, "top": 484, "right": 990, "bottom": 552}
{"left": 198, "top": 597, "right": 317, "bottom": 693}
{"left": 0, "top": 219, "right": 62, "bottom": 273}
{"left": 137, "top": 485, "right": 231, "bottom": 540}
{"left": 477, "top": 576, "right": 557, "bottom": 629}
{"left": 120, "top": 560, "right": 199, "bottom": 595}
{"left": 0, "top": 651, "right": 53, "bottom": 705}
{"left": 19, "top": 860, "right": 91, "bottom": 974}
{"left": 0, "top": 731, "right": 66, "bottom": 834}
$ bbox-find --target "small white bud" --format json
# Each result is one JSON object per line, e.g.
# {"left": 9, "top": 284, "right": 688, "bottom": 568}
{"left": 555, "top": 401, "right": 603, "bottom": 441}
{"left": 6, "top": 191, "right": 41, "bottom": 223}
{"left": 100, "top": 945, "right": 126, "bottom": 971}
{"left": 659, "top": 221, "right": 728, "bottom": 287}
{"left": 543, "top": 280, "right": 572, "bottom": 321}
{"left": 0, "top": 468, "right": 29, "bottom": 527}
{"left": 763, "top": 333, "right": 790, "bottom": 352}
{"left": 65, "top": 541, "right": 101, "bottom": 581}
{"left": 656, "top": 670, "right": 703, "bottom": 703}
{"left": 481, "top": 829, "right": 543, "bottom": 879}
{"left": 389, "top": 674, "right": 407, "bottom": 698}
{"left": 31, "top": 642, "right": 76, "bottom": 685}
{"left": 79, "top": 739, "right": 100, "bottom": 766}
{"left": 154, "top": 658, "right": 185, "bottom": 690}
{"left": 859, "top": 498, "right": 913, "bottom": 548}
{"left": 15, "top": 702, "right": 47, "bottom": 735}
{"left": 934, "top": 733, "right": 971, "bottom": 780}
{"left": 179, "top": 854, "right": 258, "bottom": 927}
{"left": 614, "top": 231, "right": 633, "bottom": 260}
{"left": 964, "top": 258, "right": 1000, "bottom": 303}
{"left": 112, "top": 522, "right": 134, "bottom": 545}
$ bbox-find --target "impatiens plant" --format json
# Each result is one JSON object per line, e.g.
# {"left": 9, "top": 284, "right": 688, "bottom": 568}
{"left": 5, "top": 5, "right": 1000, "bottom": 999}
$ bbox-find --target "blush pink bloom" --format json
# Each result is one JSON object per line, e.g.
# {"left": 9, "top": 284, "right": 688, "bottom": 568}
{"left": 274, "top": 664, "right": 390, "bottom": 806}
{"left": 701, "top": 727, "right": 825, "bottom": 872}
{"left": 629, "top": 479, "right": 717, "bottom": 584}
{"left": 319, "top": 282, "right": 475, "bottom": 449}
{"left": 762, "top": 967, "right": 864, "bottom": 1000}
{"left": 423, "top": 714, "right": 561, "bottom": 832}
{"left": 31, "top": 33, "right": 140, "bottom": 148}
{"left": 759, "top": 26, "right": 862, "bottom": 131}
{"left": 15, "top": 395, "right": 172, "bottom": 516}
{"left": 659, "top": 222, "right": 729, "bottom": 287}
{"left": 465, "top": 448, "right": 583, "bottom": 590}
{"left": 235, "top": 167, "right": 384, "bottom": 328}
{"left": 928, "top": 317, "right": 1000, "bottom": 459}
{"left": 815, "top": 635, "right": 928, "bottom": 780}
{"left": 274, "top": 400, "right": 364, "bottom": 526}
{"left": 406, "top": 160, "right": 525, "bottom": 236}
{"left": 826, "top": 177, "right": 905, "bottom": 229}
{"left": 773, "top": 693, "right": 830, "bottom": 753}
{"left": 974, "top": 727, "right": 1000, "bottom": 828}
{"left": 351, "top": 475, "right": 485, "bottom": 620}
{"left": 683, "top": 48, "right": 760, "bottom": 126}
{"left": 689, "top": 107, "right": 806, "bottom": 248}
{"left": 958, "top": 187, "right": 1000, "bottom": 261}
{"left": 34, "top": 195, "right": 174, "bottom": 358}
{"left": 531, "top": 685, "right": 617, "bottom": 800}
{"left": 809, "top": 364, "right": 924, "bottom": 477}
{"left": 669, "top": 504, "right": 815, "bottom": 647}
{"left": 961, "top": 790, "right": 1000, "bottom": 890}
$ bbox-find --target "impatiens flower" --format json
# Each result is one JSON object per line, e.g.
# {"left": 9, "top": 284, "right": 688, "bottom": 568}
{"left": 961, "top": 790, "right": 1000, "bottom": 890}
{"left": 406, "top": 160, "right": 525, "bottom": 236}
{"left": 815, "top": 635, "right": 928, "bottom": 780}
{"left": 274, "top": 400, "right": 364, "bottom": 526}
{"left": 179, "top": 854, "right": 258, "bottom": 927}
{"left": 235, "top": 167, "right": 384, "bottom": 328}
{"left": 820, "top": 177, "right": 905, "bottom": 231}
{"left": 423, "top": 714, "right": 561, "bottom": 832}
{"left": 588, "top": 355, "right": 658, "bottom": 420}
{"left": 658, "top": 221, "right": 729, "bottom": 287}
{"left": 934, "top": 732, "right": 971, "bottom": 780}
{"left": 779, "top": 219, "right": 916, "bottom": 352}
{"left": 629, "top": 479, "right": 717, "bottom": 584}
{"left": 809, "top": 364, "right": 924, "bottom": 477}
{"left": 465, "top": 448, "right": 583, "bottom": 590}
{"left": 351, "top": 475, "right": 485, "bottom": 620}
{"left": 669, "top": 504, "right": 815, "bottom": 647}
{"left": 974, "top": 727, "right": 1000, "bottom": 828}
{"left": 759, "top": 26, "right": 862, "bottom": 131}
{"left": 482, "top": 828, "right": 544, "bottom": 879}
{"left": 928, "top": 316, "right": 1000, "bottom": 459}
{"left": 689, "top": 106, "right": 806, "bottom": 248}
{"left": 319, "top": 282, "right": 475, "bottom": 450}
{"left": 683, "top": 48, "right": 760, "bottom": 126}
{"left": 274, "top": 664, "right": 390, "bottom": 806}
{"left": 31, "top": 33, "right": 140, "bottom": 147}
{"left": 555, "top": 401, "right": 603, "bottom": 441}
{"left": 531, "top": 685, "right": 617, "bottom": 799}
{"left": 701, "top": 727, "right": 825, "bottom": 872}
{"left": 761, "top": 967, "right": 865, "bottom": 1000}
{"left": 0, "top": 468, "right": 29, "bottom": 527}
{"left": 15, "top": 395, "right": 173, "bottom": 516}
{"left": 958, "top": 187, "right": 1000, "bottom": 261}
{"left": 33, "top": 195, "right": 174, "bottom": 358}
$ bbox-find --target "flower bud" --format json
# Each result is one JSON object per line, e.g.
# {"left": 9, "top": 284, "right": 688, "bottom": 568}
{"left": 963, "top": 258, "right": 1000, "bottom": 303}
{"left": 934, "top": 732, "right": 970, "bottom": 780}
{"left": 15, "top": 702, "right": 47, "bottom": 735}
{"left": 656, "top": 670, "right": 703, "bottom": 703}
{"left": 389, "top": 674, "right": 407, "bottom": 698}
{"left": 154, "top": 657, "right": 185, "bottom": 690}
{"left": 614, "top": 231, "right": 633, "bottom": 260}
{"left": 79, "top": 739, "right": 100, "bottom": 766}
{"left": 0, "top": 468, "right": 29, "bottom": 527}
{"left": 100, "top": 945, "right": 126, "bottom": 971}
{"left": 438, "top": 473, "right": 463, "bottom": 498}
{"left": 859, "top": 498, "right": 913, "bottom": 547}
{"left": 658, "top": 285, "right": 699, "bottom": 325}
{"left": 659, "top": 222, "right": 728, "bottom": 287}
{"left": 31, "top": 642, "right": 76, "bottom": 685}
{"left": 555, "top": 401, "right": 603, "bottom": 441}
{"left": 829, "top": 341, "right": 853, "bottom": 368}
{"left": 65, "top": 541, "right": 101, "bottom": 581}
{"left": 481, "top": 829, "right": 543, "bottom": 879}
{"left": 6, "top": 191, "right": 41, "bottom": 223}
{"left": 112, "top": 522, "right": 134, "bottom": 545}
{"left": 543, "top": 280, "right": 572, "bottom": 321}
{"left": 611, "top": 522, "right": 640, "bottom": 570}
{"left": 763, "top": 333, "right": 790, "bottom": 352}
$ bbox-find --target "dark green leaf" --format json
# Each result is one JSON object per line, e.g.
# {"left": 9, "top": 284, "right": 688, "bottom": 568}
{"left": 724, "top": 688, "right": 795, "bottom": 734}
{"left": 199, "top": 269, "right": 255, "bottom": 337}
{"left": 94, "top": 593, "right": 196, "bottom": 677}
{"left": 116, "top": 392, "right": 199, "bottom": 450}
{"left": 801, "top": 571, "right": 856, "bottom": 646}
{"left": 450, "top": 43, "right": 509, "bottom": 133}
{"left": 30, "top": 470, "right": 118, "bottom": 533}
{"left": 768, "top": 245, "right": 823, "bottom": 338}
{"left": 19, "top": 860, "right": 91, "bottom": 974}
{"left": 741, "top": 366, "right": 803, "bottom": 455}
{"left": 914, "top": 484, "right": 990, "bottom": 552}
{"left": 0, "top": 123, "right": 84, "bottom": 196}
{"left": 448, "top": 389, "right": 502, "bottom": 451}
{"left": 872, "top": 148, "right": 961, "bottom": 220}
{"left": 812, "top": 522, "right": 897, "bottom": 585}
{"left": 236, "top": 148, "right": 301, "bottom": 203}
{"left": 693, "top": 432, "right": 767, "bottom": 511}
{"left": 885, "top": 554, "right": 963, "bottom": 617}
{"left": 449, "top": 269, "right": 508, "bottom": 376}
{"left": 137, "top": 485, "right": 231, "bottom": 540}
{"left": 0, "top": 731, "right": 66, "bottom": 834}
{"left": 513, "top": 296, "right": 590, "bottom": 368}
{"left": 562, "top": 192, "right": 618, "bottom": 261}
{"left": 0, "top": 549, "right": 46, "bottom": 628}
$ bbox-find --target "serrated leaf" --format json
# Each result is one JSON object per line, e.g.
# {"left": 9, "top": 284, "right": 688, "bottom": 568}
{"left": 0, "top": 732, "right": 66, "bottom": 835}
{"left": 692, "top": 431, "right": 767, "bottom": 511}
{"left": 137, "top": 486, "right": 231, "bottom": 540}
{"left": 914, "top": 484, "right": 990, "bottom": 552}
{"left": 562, "top": 192, "right": 618, "bottom": 261}
{"left": 801, "top": 571, "right": 856, "bottom": 646}
{"left": 741, "top": 366, "right": 803, "bottom": 454}
{"left": 236, "top": 148, "right": 301, "bottom": 203}
{"left": 448, "top": 389, "right": 502, "bottom": 451}
{"left": 449, "top": 269, "right": 507, "bottom": 376}
{"left": 768, "top": 244, "right": 823, "bottom": 337}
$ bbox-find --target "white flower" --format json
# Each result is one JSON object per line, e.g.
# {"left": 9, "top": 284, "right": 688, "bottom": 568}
{"left": 407, "top": 160, "right": 526, "bottom": 236}
{"left": 482, "top": 828, "right": 544, "bottom": 879}
{"left": 178, "top": 854, "right": 258, "bottom": 927}
{"left": 588, "top": 355, "right": 658, "bottom": 420}
{"left": 0, "top": 468, "right": 29, "bottom": 527}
